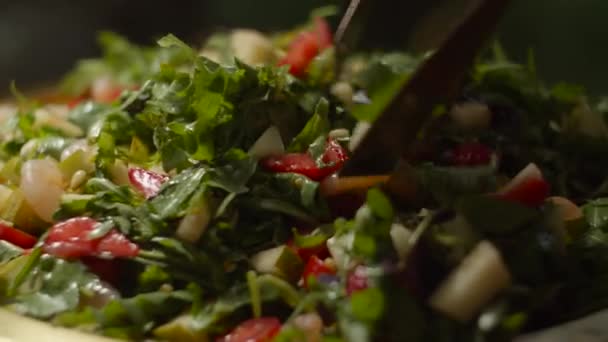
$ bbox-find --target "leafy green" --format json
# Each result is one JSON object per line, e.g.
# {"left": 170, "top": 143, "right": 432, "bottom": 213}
{"left": 288, "top": 97, "right": 330, "bottom": 152}
{"left": 350, "top": 53, "right": 421, "bottom": 122}
{"left": 0, "top": 241, "right": 23, "bottom": 263}
{"left": 12, "top": 256, "right": 99, "bottom": 319}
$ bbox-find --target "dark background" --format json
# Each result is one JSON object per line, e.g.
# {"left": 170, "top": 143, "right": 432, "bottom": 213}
{"left": 1, "top": 0, "right": 607, "bottom": 96}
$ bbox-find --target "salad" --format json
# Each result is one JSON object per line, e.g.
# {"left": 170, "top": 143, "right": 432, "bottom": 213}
{"left": 1, "top": 9, "right": 608, "bottom": 342}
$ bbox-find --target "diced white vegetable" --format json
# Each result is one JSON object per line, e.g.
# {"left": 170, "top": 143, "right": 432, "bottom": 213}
{"left": 328, "top": 128, "right": 350, "bottom": 139}
{"left": 348, "top": 121, "right": 371, "bottom": 151}
{"left": 20, "top": 158, "right": 65, "bottom": 222}
{"left": 498, "top": 163, "right": 543, "bottom": 195}
{"left": 69, "top": 170, "right": 88, "bottom": 190}
{"left": 91, "top": 77, "right": 118, "bottom": 103}
{"left": 19, "top": 140, "right": 38, "bottom": 159}
{"left": 390, "top": 222, "right": 412, "bottom": 261}
{"left": 248, "top": 126, "right": 284, "bottom": 159}
{"left": 199, "top": 49, "right": 222, "bottom": 63}
{"left": 449, "top": 102, "right": 492, "bottom": 129}
{"left": 327, "top": 232, "right": 355, "bottom": 271}
{"left": 250, "top": 246, "right": 286, "bottom": 274}
{"left": 231, "top": 29, "right": 276, "bottom": 66}
{"left": 547, "top": 196, "right": 582, "bottom": 222}
{"left": 175, "top": 200, "right": 211, "bottom": 243}
{"left": 429, "top": 240, "right": 511, "bottom": 322}
{"left": 292, "top": 313, "right": 323, "bottom": 342}
{"left": 330, "top": 82, "right": 354, "bottom": 106}
{"left": 34, "top": 106, "right": 83, "bottom": 137}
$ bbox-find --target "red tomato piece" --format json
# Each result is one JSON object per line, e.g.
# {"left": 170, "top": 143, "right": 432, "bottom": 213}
{"left": 321, "top": 138, "right": 349, "bottom": 170}
{"left": 0, "top": 222, "right": 37, "bottom": 249}
{"left": 447, "top": 142, "right": 493, "bottom": 166}
{"left": 301, "top": 255, "right": 336, "bottom": 289}
{"left": 260, "top": 138, "right": 349, "bottom": 181}
{"left": 128, "top": 167, "right": 169, "bottom": 199}
{"left": 217, "top": 317, "right": 281, "bottom": 342}
{"left": 496, "top": 163, "right": 550, "bottom": 207}
{"left": 346, "top": 265, "right": 369, "bottom": 295}
{"left": 44, "top": 217, "right": 139, "bottom": 259}
{"left": 278, "top": 18, "right": 333, "bottom": 77}
{"left": 67, "top": 95, "right": 88, "bottom": 109}
{"left": 278, "top": 32, "right": 320, "bottom": 77}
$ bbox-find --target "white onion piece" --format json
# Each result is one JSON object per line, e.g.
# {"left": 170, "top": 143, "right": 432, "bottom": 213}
{"left": 429, "top": 241, "right": 511, "bottom": 322}
{"left": 231, "top": 29, "right": 276, "bottom": 66}
{"left": 497, "top": 163, "right": 543, "bottom": 195}
{"left": 330, "top": 82, "right": 354, "bottom": 106}
{"left": 348, "top": 121, "right": 371, "bottom": 152}
{"left": 292, "top": 313, "right": 323, "bottom": 342}
{"left": 20, "top": 158, "right": 65, "bottom": 222}
{"left": 248, "top": 126, "right": 284, "bottom": 159}
{"left": 60, "top": 139, "right": 88, "bottom": 161}
{"left": 390, "top": 222, "right": 412, "bottom": 262}
{"left": 547, "top": 196, "right": 582, "bottom": 222}
{"left": 449, "top": 102, "right": 492, "bottom": 129}
{"left": 327, "top": 232, "right": 355, "bottom": 271}
{"left": 91, "top": 77, "right": 117, "bottom": 103}
{"left": 34, "top": 106, "right": 83, "bottom": 137}
{"left": 175, "top": 201, "right": 211, "bottom": 243}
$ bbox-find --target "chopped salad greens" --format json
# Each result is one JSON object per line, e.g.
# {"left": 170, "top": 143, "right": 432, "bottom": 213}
{"left": 1, "top": 9, "right": 608, "bottom": 342}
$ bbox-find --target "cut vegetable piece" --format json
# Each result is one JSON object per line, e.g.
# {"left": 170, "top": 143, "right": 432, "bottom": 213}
{"left": 346, "top": 265, "right": 369, "bottom": 295}
{"left": 231, "top": 29, "right": 276, "bottom": 66}
{"left": 429, "top": 240, "right": 511, "bottom": 322}
{"left": 301, "top": 255, "right": 336, "bottom": 288}
{"left": 91, "top": 77, "right": 124, "bottom": 103}
{"left": 547, "top": 196, "right": 586, "bottom": 239}
{"left": 449, "top": 102, "right": 492, "bottom": 129}
{"left": 548, "top": 196, "right": 583, "bottom": 222}
{"left": 291, "top": 313, "right": 323, "bottom": 342}
{"left": 0, "top": 189, "right": 46, "bottom": 233}
{"left": 44, "top": 217, "right": 139, "bottom": 259}
{"left": 217, "top": 317, "right": 281, "bottom": 342}
{"left": 278, "top": 18, "right": 333, "bottom": 77}
{"left": 248, "top": 126, "right": 285, "bottom": 159}
{"left": 260, "top": 138, "right": 348, "bottom": 181}
{"left": 20, "top": 158, "right": 65, "bottom": 223}
{"left": 496, "top": 163, "right": 550, "bottom": 207}
{"left": 327, "top": 232, "right": 355, "bottom": 271}
{"left": 390, "top": 222, "right": 413, "bottom": 262}
{"left": 128, "top": 167, "right": 169, "bottom": 199}
{"left": 0, "top": 222, "right": 37, "bottom": 249}
{"left": 175, "top": 199, "right": 211, "bottom": 243}
{"left": 348, "top": 121, "right": 371, "bottom": 152}
{"left": 250, "top": 245, "right": 304, "bottom": 283}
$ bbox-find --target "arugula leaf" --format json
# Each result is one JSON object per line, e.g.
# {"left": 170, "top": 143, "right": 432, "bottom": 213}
{"left": 0, "top": 241, "right": 23, "bottom": 263}
{"left": 12, "top": 256, "right": 99, "bottom": 319}
{"left": 288, "top": 97, "right": 330, "bottom": 152}
{"left": 350, "top": 53, "right": 421, "bottom": 122}
{"left": 150, "top": 167, "right": 207, "bottom": 220}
